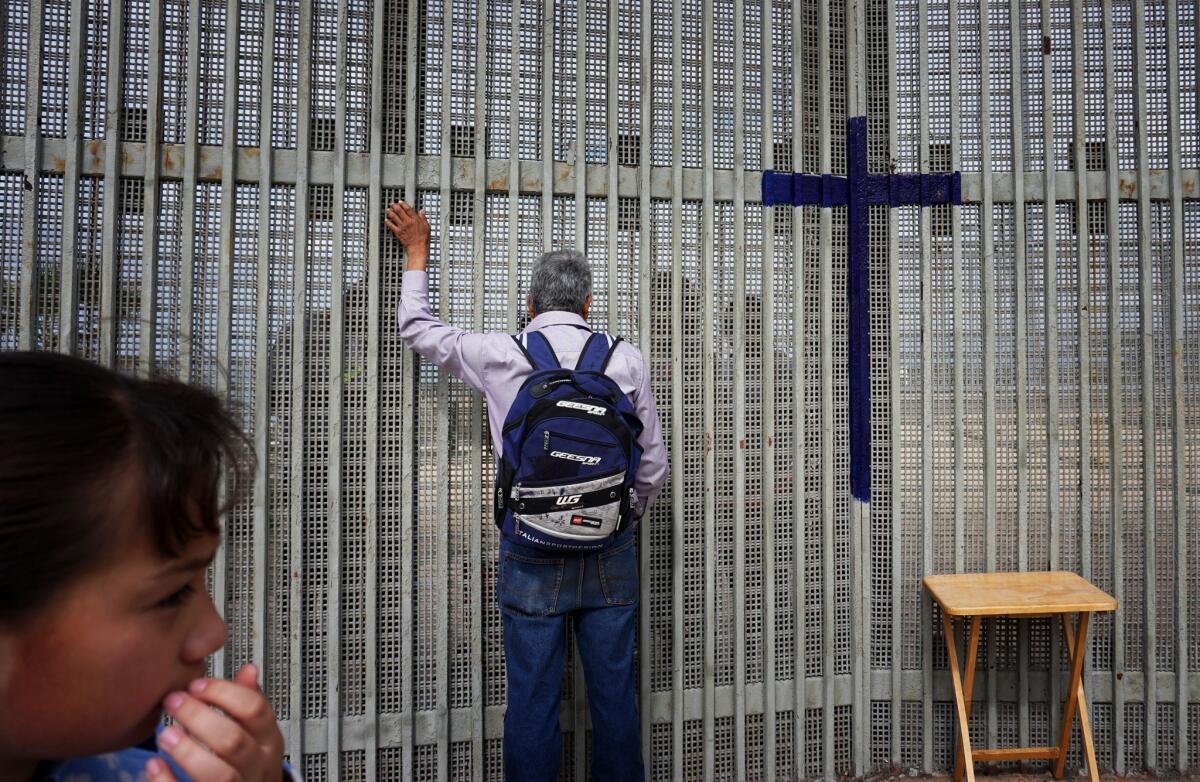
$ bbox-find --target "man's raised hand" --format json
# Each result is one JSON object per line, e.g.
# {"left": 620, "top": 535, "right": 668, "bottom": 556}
{"left": 385, "top": 201, "right": 431, "bottom": 271}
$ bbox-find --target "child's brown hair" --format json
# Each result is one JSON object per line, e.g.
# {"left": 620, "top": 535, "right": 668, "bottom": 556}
{"left": 0, "top": 351, "right": 251, "bottom": 625}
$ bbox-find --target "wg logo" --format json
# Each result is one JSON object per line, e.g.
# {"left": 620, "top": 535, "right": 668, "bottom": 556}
{"left": 555, "top": 494, "right": 583, "bottom": 506}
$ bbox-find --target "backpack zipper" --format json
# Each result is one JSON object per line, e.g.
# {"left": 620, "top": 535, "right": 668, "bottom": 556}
{"left": 545, "top": 429, "right": 617, "bottom": 451}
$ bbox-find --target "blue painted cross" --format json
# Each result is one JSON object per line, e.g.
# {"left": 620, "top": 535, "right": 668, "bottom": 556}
{"left": 762, "top": 115, "right": 962, "bottom": 504}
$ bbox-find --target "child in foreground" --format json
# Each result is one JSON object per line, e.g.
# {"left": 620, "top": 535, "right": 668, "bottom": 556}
{"left": 0, "top": 351, "right": 295, "bottom": 782}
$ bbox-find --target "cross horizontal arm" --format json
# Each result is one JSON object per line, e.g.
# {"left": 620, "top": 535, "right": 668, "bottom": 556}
{"left": 761, "top": 169, "right": 961, "bottom": 208}
{"left": 867, "top": 171, "right": 962, "bottom": 206}
{"left": 762, "top": 170, "right": 848, "bottom": 207}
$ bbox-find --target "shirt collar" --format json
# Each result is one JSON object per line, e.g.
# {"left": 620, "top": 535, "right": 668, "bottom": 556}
{"left": 522, "top": 310, "right": 591, "bottom": 333}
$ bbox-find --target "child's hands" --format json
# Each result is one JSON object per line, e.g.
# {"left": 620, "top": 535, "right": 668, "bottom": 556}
{"left": 147, "top": 663, "right": 286, "bottom": 782}
{"left": 384, "top": 200, "right": 431, "bottom": 271}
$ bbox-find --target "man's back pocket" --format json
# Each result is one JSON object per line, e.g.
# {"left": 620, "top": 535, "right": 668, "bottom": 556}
{"left": 499, "top": 550, "right": 565, "bottom": 616}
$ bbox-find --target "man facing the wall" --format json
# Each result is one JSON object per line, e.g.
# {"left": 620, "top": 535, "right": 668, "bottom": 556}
{"left": 386, "top": 201, "right": 668, "bottom": 781}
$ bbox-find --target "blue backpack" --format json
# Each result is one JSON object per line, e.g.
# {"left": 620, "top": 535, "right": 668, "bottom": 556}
{"left": 494, "top": 329, "right": 644, "bottom": 552}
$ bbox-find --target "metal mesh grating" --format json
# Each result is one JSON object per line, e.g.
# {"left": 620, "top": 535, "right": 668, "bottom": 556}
{"left": 38, "top": 0, "right": 69, "bottom": 138}
{"left": 340, "top": 187, "right": 370, "bottom": 714}
{"left": 119, "top": 0, "right": 150, "bottom": 143}
{"left": 0, "top": 175, "right": 20, "bottom": 350}
{"left": 30, "top": 174, "right": 61, "bottom": 353}
{"left": 0, "top": 1, "right": 28, "bottom": 136}
{"left": 804, "top": 707, "right": 823, "bottom": 777}
{"left": 340, "top": 749, "right": 366, "bottom": 782}
{"left": 301, "top": 183, "right": 334, "bottom": 720}
{"left": 647, "top": 198, "right": 673, "bottom": 693}
{"left": 773, "top": 205, "right": 797, "bottom": 682}
{"left": 746, "top": 712, "right": 764, "bottom": 780}
{"left": 80, "top": 0, "right": 108, "bottom": 140}
{"left": 114, "top": 177, "right": 143, "bottom": 369}
{"left": 236, "top": 0, "right": 264, "bottom": 146}
{"left": 271, "top": 0, "right": 300, "bottom": 148}
{"left": 196, "top": 0, "right": 226, "bottom": 146}
{"left": 683, "top": 718, "right": 704, "bottom": 779}
{"left": 745, "top": 203, "right": 764, "bottom": 687}
{"left": 382, "top": 0, "right": 408, "bottom": 155}
{"left": 161, "top": 0, "right": 189, "bottom": 143}
{"left": 191, "top": 181, "right": 222, "bottom": 387}
{"left": 265, "top": 184, "right": 296, "bottom": 718}
{"left": 72, "top": 175, "right": 104, "bottom": 363}
{"left": 377, "top": 185, "right": 407, "bottom": 716}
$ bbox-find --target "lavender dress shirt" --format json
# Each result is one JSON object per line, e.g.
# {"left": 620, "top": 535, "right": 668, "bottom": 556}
{"left": 397, "top": 270, "right": 669, "bottom": 518}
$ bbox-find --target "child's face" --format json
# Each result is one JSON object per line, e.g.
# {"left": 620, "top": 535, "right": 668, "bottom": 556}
{"left": 0, "top": 480, "right": 227, "bottom": 765}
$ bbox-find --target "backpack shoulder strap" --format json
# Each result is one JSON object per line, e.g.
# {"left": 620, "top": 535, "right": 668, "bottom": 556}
{"left": 515, "top": 330, "right": 561, "bottom": 371}
{"left": 575, "top": 333, "right": 624, "bottom": 374}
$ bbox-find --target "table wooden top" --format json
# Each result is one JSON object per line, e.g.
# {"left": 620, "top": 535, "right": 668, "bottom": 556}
{"left": 923, "top": 571, "right": 1117, "bottom": 616}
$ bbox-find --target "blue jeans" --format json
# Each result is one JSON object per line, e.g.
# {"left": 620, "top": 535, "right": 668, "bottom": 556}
{"left": 497, "top": 525, "right": 645, "bottom": 782}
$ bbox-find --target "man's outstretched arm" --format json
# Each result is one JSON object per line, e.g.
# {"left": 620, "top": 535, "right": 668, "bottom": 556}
{"left": 386, "top": 201, "right": 488, "bottom": 393}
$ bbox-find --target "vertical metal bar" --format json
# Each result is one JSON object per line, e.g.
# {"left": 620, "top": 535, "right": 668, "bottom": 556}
{"left": 471, "top": 0, "right": 487, "bottom": 775}
{"left": 1101, "top": 1, "right": 1125, "bottom": 768}
{"left": 1041, "top": 0, "right": 1061, "bottom": 578}
{"left": 949, "top": 0, "right": 964, "bottom": 576}
{"left": 436, "top": 0, "right": 453, "bottom": 776}
{"left": 253, "top": 0, "right": 276, "bottom": 753}
{"left": 918, "top": 0, "right": 935, "bottom": 768}
{"left": 364, "top": 0, "right": 384, "bottom": 773}
{"left": 540, "top": 0, "right": 553, "bottom": 250}
{"left": 670, "top": 0, "right": 686, "bottom": 774}
{"left": 1101, "top": 1, "right": 1125, "bottom": 770}
{"left": 506, "top": 0, "right": 525, "bottom": 762}
{"left": 638, "top": 0, "right": 653, "bottom": 767}
{"left": 1131, "top": 0, "right": 1157, "bottom": 766}
{"left": 288, "top": 0, "right": 314, "bottom": 765}
{"left": 733, "top": 0, "right": 749, "bottom": 772}
{"left": 58, "top": 0, "right": 87, "bottom": 355}
{"left": 212, "top": 0, "right": 240, "bottom": 685}
{"left": 886, "top": 0, "right": 902, "bottom": 765}
{"left": 573, "top": 1, "right": 589, "bottom": 773}
{"left": 702, "top": 0, "right": 719, "bottom": 774}
{"left": 606, "top": 0, "right": 618, "bottom": 331}
{"left": 1007, "top": 0, "right": 1031, "bottom": 752}
{"left": 326, "top": 0, "right": 349, "bottom": 773}
{"left": 138, "top": 0, "right": 162, "bottom": 372}
{"left": 1164, "top": 0, "right": 1188, "bottom": 769}
{"left": 99, "top": 0, "right": 124, "bottom": 367}
{"left": 980, "top": 0, "right": 999, "bottom": 753}
{"left": 178, "top": 0, "right": 201, "bottom": 379}
{"left": 845, "top": 0, "right": 868, "bottom": 772}
{"left": 1071, "top": 0, "right": 1093, "bottom": 748}
{"left": 576, "top": 0, "right": 587, "bottom": 241}
{"left": 760, "top": 0, "right": 778, "bottom": 773}
{"left": 817, "top": 0, "right": 834, "bottom": 774}
{"left": 507, "top": 0, "right": 519, "bottom": 321}
{"left": 402, "top": 0, "right": 421, "bottom": 775}
{"left": 1040, "top": 0, "right": 1062, "bottom": 741}
{"left": 19, "top": 0, "right": 44, "bottom": 350}
{"left": 792, "top": 0, "right": 808, "bottom": 771}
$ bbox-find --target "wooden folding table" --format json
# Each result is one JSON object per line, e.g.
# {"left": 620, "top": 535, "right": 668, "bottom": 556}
{"left": 923, "top": 572, "right": 1117, "bottom": 782}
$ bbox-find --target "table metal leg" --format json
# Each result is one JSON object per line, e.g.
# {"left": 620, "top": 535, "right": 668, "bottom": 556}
{"left": 942, "top": 612, "right": 977, "bottom": 782}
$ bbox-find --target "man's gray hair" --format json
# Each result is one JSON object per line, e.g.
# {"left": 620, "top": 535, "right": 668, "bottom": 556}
{"left": 529, "top": 249, "right": 592, "bottom": 315}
